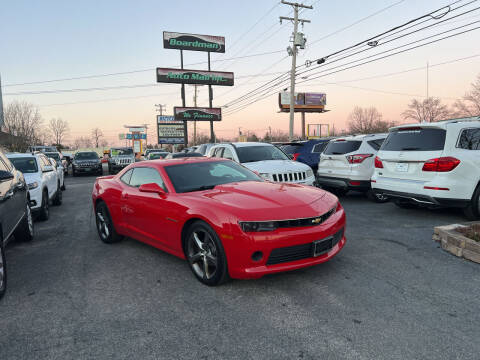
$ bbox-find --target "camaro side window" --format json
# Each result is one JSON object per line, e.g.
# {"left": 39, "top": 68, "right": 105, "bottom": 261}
{"left": 120, "top": 169, "right": 133, "bottom": 184}
{"left": 130, "top": 167, "right": 166, "bottom": 190}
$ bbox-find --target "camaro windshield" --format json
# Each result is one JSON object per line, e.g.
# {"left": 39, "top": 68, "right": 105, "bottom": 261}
{"left": 236, "top": 145, "right": 289, "bottom": 163}
{"left": 164, "top": 160, "right": 262, "bottom": 193}
{"left": 75, "top": 152, "right": 99, "bottom": 160}
{"left": 9, "top": 157, "right": 38, "bottom": 173}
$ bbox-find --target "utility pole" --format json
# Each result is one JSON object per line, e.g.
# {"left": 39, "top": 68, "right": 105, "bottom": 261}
{"left": 155, "top": 104, "right": 166, "bottom": 116}
{"left": 280, "top": 0, "right": 312, "bottom": 141}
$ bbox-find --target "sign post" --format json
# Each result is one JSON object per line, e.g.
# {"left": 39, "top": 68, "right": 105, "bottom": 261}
{"left": 159, "top": 32, "right": 233, "bottom": 145}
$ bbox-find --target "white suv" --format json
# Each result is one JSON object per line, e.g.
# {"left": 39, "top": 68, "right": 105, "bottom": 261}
{"left": 317, "top": 134, "right": 388, "bottom": 201}
{"left": 207, "top": 142, "right": 315, "bottom": 185}
{"left": 371, "top": 117, "right": 480, "bottom": 218}
{"left": 7, "top": 152, "right": 62, "bottom": 221}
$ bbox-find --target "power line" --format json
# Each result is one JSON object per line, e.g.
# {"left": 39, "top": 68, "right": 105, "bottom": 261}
{"left": 222, "top": 2, "right": 479, "bottom": 109}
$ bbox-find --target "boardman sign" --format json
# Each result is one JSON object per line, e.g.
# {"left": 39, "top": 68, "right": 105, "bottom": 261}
{"left": 157, "top": 68, "right": 234, "bottom": 86}
{"left": 174, "top": 107, "right": 222, "bottom": 122}
{"left": 163, "top": 32, "right": 225, "bottom": 53}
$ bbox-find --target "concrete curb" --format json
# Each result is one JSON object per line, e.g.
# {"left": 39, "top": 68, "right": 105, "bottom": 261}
{"left": 433, "top": 222, "right": 480, "bottom": 264}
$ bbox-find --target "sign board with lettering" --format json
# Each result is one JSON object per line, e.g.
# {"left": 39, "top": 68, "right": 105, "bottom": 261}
{"left": 174, "top": 107, "right": 221, "bottom": 122}
{"left": 157, "top": 115, "right": 183, "bottom": 124}
{"left": 157, "top": 68, "right": 234, "bottom": 86}
{"left": 163, "top": 32, "right": 225, "bottom": 53}
{"left": 157, "top": 123, "right": 185, "bottom": 144}
{"left": 278, "top": 92, "right": 327, "bottom": 112}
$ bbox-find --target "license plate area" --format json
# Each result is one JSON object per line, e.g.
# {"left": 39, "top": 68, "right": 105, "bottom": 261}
{"left": 313, "top": 237, "right": 333, "bottom": 257}
{"left": 396, "top": 163, "right": 409, "bottom": 172}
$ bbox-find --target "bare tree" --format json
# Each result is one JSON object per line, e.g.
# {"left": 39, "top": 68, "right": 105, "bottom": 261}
{"left": 91, "top": 127, "right": 104, "bottom": 148}
{"left": 2, "top": 100, "right": 43, "bottom": 151}
{"left": 72, "top": 136, "right": 92, "bottom": 149}
{"left": 48, "top": 118, "right": 69, "bottom": 145}
{"left": 452, "top": 74, "right": 480, "bottom": 117}
{"left": 402, "top": 97, "right": 451, "bottom": 123}
{"left": 347, "top": 106, "right": 395, "bottom": 134}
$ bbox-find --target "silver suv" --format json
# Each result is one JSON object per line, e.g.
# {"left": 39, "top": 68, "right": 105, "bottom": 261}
{"left": 317, "top": 134, "right": 388, "bottom": 202}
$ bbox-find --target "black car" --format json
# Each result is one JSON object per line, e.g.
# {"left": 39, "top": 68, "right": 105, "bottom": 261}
{"left": 164, "top": 152, "right": 204, "bottom": 159}
{"left": 72, "top": 151, "right": 102, "bottom": 176}
{"left": 0, "top": 150, "right": 34, "bottom": 299}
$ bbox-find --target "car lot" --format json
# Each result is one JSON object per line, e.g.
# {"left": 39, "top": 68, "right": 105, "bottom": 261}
{"left": 1, "top": 175, "right": 479, "bottom": 359}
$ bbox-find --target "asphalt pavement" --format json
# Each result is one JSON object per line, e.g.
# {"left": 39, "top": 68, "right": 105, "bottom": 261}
{"left": 1, "top": 175, "right": 479, "bottom": 360}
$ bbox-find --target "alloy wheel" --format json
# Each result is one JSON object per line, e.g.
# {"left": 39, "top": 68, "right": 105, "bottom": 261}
{"left": 187, "top": 230, "right": 218, "bottom": 280}
{"left": 375, "top": 193, "right": 389, "bottom": 202}
{"left": 96, "top": 209, "right": 110, "bottom": 240}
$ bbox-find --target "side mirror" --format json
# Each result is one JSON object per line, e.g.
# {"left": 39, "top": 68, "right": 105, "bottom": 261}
{"left": 43, "top": 165, "right": 54, "bottom": 172}
{"left": 139, "top": 182, "right": 166, "bottom": 197}
{"left": 0, "top": 170, "right": 14, "bottom": 182}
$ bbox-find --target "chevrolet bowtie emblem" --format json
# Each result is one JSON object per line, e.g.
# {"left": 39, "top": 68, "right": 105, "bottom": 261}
{"left": 312, "top": 217, "right": 322, "bottom": 224}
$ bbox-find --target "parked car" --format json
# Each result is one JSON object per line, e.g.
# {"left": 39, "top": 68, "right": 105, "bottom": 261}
{"left": 27, "top": 145, "right": 58, "bottom": 153}
{"left": 45, "top": 151, "right": 68, "bottom": 175}
{"left": 72, "top": 151, "right": 102, "bottom": 176}
{"left": 279, "top": 139, "right": 332, "bottom": 172}
{"left": 372, "top": 117, "right": 480, "bottom": 218}
{"left": 108, "top": 147, "right": 134, "bottom": 174}
{"left": 92, "top": 157, "right": 346, "bottom": 286}
{"left": 0, "top": 150, "right": 34, "bottom": 299}
{"left": 7, "top": 152, "right": 62, "bottom": 220}
{"left": 164, "top": 152, "right": 204, "bottom": 159}
{"left": 208, "top": 142, "right": 315, "bottom": 185}
{"left": 195, "top": 143, "right": 218, "bottom": 156}
{"left": 48, "top": 157, "right": 66, "bottom": 191}
{"left": 317, "top": 134, "right": 388, "bottom": 202}
{"left": 145, "top": 149, "right": 169, "bottom": 158}
{"left": 147, "top": 152, "right": 169, "bottom": 160}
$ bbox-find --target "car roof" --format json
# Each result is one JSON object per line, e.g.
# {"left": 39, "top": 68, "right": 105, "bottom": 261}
{"left": 137, "top": 157, "right": 228, "bottom": 169}
{"left": 390, "top": 117, "right": 480, "bottom": 131}
{"left": 7, "top": 152, "right": 36, "bottom": 158}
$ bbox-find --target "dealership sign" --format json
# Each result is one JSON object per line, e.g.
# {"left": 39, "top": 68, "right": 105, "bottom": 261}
{"left": 157, "top": 123, "right": 185, "bottom": 144}
{"left": 157, "top": 68, "right": 234, "bottom": 86}
{"left": 157, "top": 115, "right": 183, "bottom": 124}
{"left": 163, "top": 32, "right": 225, "bottom": 53}
{"left": 279, "top": 92, "right": 327, "bottom": 112}
{"left": 174, "top": 107, "right": 222, "bottom": 122}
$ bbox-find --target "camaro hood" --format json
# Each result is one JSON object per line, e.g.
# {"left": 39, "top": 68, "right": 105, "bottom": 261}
{"left": 242, "top": 160, "right": 311, "bottom": 173}
{"left": 190, "top": 181, "right": 336, "bottom": 221}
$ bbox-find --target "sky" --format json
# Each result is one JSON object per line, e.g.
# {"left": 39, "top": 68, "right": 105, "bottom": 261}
{"left": 1, "top": 0, "right": 479, "bottom": 145}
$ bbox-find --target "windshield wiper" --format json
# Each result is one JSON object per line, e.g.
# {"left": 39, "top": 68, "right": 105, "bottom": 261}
{"left": 401, "top": 147, "right": 421, "bottom": 150}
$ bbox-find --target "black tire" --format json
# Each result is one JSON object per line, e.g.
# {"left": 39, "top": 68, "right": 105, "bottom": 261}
{"left": 38, "top": 191, "right": 50, "bottom": 221}
{"left": 184, "top": 221, "right": 229, "bottom": 286}
{"left": 72, "top": 168, "right": 77, "bottom": 177}
{"left": 0, "top": 240, "right": 6, "bottom": 300}
{"left": 95, "top": 202, "right": 123, "bottom": 244}
{"left": 53, "top": 184, "right": 62, "bottom": 206}
{"left": 463, "top": 184, "right": 480, "bottom": 220}
{"left": 61, "top": 181, "right": 66, "bottom": 191}
{"left": 14, "top": 203, "right": 34, "bottom": 242}
{"left": 367, "top": 189, "right": 389, "bottom": 203}
{"left": 393, "top": 199, "right": 417, "bottom": 209}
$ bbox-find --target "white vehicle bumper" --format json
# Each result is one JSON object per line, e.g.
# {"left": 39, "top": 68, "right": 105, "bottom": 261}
{"left": 28, "top": 186, "right": 43, "bottom": 210}
{"left": 371, "top": 174, "right": 471, "bottom": 207}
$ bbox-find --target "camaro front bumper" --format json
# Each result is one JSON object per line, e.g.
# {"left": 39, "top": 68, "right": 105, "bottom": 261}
{"left": 224, "top": 207, "right": 346, "bottom": 279}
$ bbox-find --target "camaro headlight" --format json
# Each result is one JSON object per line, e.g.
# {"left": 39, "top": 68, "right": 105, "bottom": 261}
{"left": 28, "top": 182, "right": 39, "bottom": 190}
{"left": 239, "top": 221, "right": 278, "bottom": 232}
{"left": 307, "top": 169, "right": 314, "bottom": 178}
{"left": 259, "top": 173, "right": 270, "bottom": 179}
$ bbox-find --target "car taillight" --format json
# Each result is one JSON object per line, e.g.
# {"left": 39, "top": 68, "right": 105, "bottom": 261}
{"left": 374, "top": 156, "right": 384, "bottom": 168}
{"left": 292, "top": 153, "right": 300, "bottom": 161}
{"left": 422, "top": 157, "right": 460, "bottom": 172}
{"left": 346, "top": 154, "right": 373, "bottom": 164}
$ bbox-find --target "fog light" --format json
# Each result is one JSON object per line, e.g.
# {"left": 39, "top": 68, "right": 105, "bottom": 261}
{"left": 251, "top": 251, "right": 263, "bottom": 262}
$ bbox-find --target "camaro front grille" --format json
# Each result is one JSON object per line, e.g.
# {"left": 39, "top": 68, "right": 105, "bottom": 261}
{"left": 275, "top": 207, "right": 336, "bottom": 229}
{"left": 266, "top": 228, "right": 344, "bottom": 265}
{"left": 272, "top": 171, "right": 306, "bottom": 182}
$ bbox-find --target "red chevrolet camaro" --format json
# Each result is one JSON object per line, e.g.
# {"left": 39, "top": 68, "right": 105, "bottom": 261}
{"left": 91, "top": 157, "right": 346, "bottom": 285}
